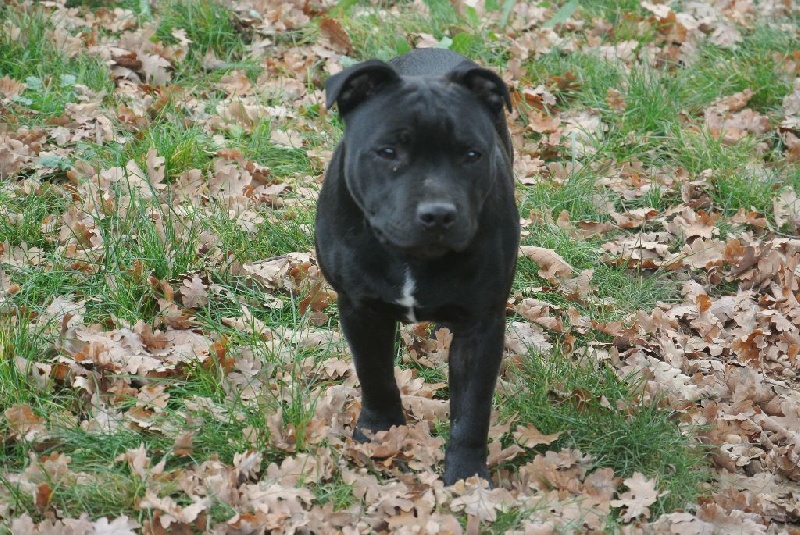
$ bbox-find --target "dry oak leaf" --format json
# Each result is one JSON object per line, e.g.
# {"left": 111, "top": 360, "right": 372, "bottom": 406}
{"left": 773, "top": 187, "right": 800, "bottom": 231}
{"left": 487, "top": 439, "right": 525, "bottom": 467}
{"left": 605, "top": 88, "right": 626, "bottom": 111}
{"left": 319, "top": 16, "right": 353, "bottom": 54}
{"left": 521, "top": 84, "right": 558, "bottom": 112}
{"left": 386, "top": 510, "right": 464, "bottom": 535}
{"left": 405, "top": 395, "right": 450, "bottom": 422}
{"left": 609, "top": 472, "right": 661, "bottom": 522}
{"left": 221, "top": 305, "right": 275, "bottom": 340}
{"left": 641, "top": 1, "right": 672, "bottom": 18}
{"left": 233, "top": 450, "right": 263, "bottom": 481}
{"left": 4, "top": 404, "right": 46, "bottom": 441}
{"left": 117, "top": 444, "right": 166, "bottom": 479}
{"left": 209, "top": 158, "right": 253, "bottom": 198}
{"left": 265, "top": 452, "right": 334, "bottom": 486}
{"left": 0, "top": 135, "right": 30, "bottom": 179}
{"left": 517, "top": 299, "right": 564, "bottom": 332}
{"left": 526, "top": 110, "right": 562, "bottom": 133}
{"left": 712, "top": 89, "right": 754, "bottom": 113}
{"left": 560, "top": 268, "right": 594, "bottom": 302}
{"left": 0, "top": 75, "right": 26, "bottom": 98}
{"left": 705, "top": 107, "right": 769, "bottom": 143}
{"left": 271, "top": 128, "right": 305, "bottom": 148}
{"left": 139, "top": 52, "right": 172, "bottom": 85}
{"left": 172, "top": 431, "right": 194, "bottom": 457}
{"left": 91, "top": 516, "right": 140, "bottom": 535}
{"left": 610, "top": 207, "right": 658, "bottom": 229}
{"left": 506, "top": 321, "right": 553, "bottom": 355}
{"left": 583, "top": 467, "right": 619, "bottom": 503}
{"left": 10, "top": 514, "right": 139, "bottom": 535}
{"left": 240, "top": 253, "right": 314, "bottom": 291}
{"left": 649, "top": 512, "right": 716, "bottom": 534}
{"left": 519, "top": 246, "right": 574, "bottom": 282}
{"left": 179, "top": 274, "right": 209, "bottom": 308}
{"left": 139, "top": 490, "right": 210, "bottom": 528}
{"left": 681, "top": 238, "right": 728, "bottom": 270}
{"left": 217, "top": 70, "right": 251, "bottom": 96}
{"left": 450, "top": 477, "right": 517, "bottom": 522}
{"left": 513, "top": 424, "right": 562, "bottom": 448}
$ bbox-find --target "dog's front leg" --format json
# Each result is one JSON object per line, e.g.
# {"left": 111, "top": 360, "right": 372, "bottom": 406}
{"left": 338, "top": 295, "right": 406, "bottom": 441}
{"left": 443, "top": 313, "right": 505, "bottom": 485}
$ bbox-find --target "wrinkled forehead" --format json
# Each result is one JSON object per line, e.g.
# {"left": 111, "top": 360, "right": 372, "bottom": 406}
{"left": 352, "top": 77, "right": 493, "bottom": 138}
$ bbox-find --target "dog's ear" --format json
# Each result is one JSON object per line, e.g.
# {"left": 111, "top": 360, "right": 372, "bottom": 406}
{"left": 447, "top": 63, "right": 512, "bottom": 113}
{"left": 325, "top": 60, "right": 400, "bottom": 115}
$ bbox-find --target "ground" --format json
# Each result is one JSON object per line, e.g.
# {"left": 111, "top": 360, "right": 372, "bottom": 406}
{"left": 1, "top": 0, "right": 799, "bottom": 533}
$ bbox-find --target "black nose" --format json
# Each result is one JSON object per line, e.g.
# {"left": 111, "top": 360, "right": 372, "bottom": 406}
{"left": 416, "top": 202, "right": 457, "bottom": 230}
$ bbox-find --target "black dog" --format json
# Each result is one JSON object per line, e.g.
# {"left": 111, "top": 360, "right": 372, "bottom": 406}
{"left": 315, "top": 48, "right": 519, "bottom": 485}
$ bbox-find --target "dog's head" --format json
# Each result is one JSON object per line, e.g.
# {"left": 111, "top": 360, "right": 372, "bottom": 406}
{"left": 325, "top": 57, "right": 512, "bottom": 259}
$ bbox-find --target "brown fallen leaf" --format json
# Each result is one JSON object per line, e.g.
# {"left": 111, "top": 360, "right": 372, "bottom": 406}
{"left": 5, "top": 404, "right": 45, "bottom": 441}
{"left": 179, "top": 274, "right": 209, "bottom": 308}
{"left": 450, "top": 477, "right": 517, "bottom": 522}
{"left": 773, "top": 187, "right": 800, "bottom": 232}
{"left": 0, "top": 75, "right": 26, "bottom": 98}
{"left": 319, "top": 16, "right": 353, "bottom": 54}
{"left": 609, "top": 472, "right": 661, "bottom": 521}
{"left": 513, "top": 424, "right": 562, "bottom": 448}
{"left": 519, "top": 246, "right": 574, "bottom": 282}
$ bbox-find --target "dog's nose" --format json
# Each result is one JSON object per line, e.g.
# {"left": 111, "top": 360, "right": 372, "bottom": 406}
{"left": 416, "top": 202, "right": 457, "bottom": 230}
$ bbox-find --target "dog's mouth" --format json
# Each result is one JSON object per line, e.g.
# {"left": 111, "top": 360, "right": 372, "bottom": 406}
{"left": 371, "top": 225, "right": 455, "bottom": 259}
{"left": 400, "top": 244, "right": 451, "bottom": 260}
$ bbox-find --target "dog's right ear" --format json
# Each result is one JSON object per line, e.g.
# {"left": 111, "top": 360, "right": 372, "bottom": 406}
{"left": 325, "top": 60, "right": 400, "bottom": 116}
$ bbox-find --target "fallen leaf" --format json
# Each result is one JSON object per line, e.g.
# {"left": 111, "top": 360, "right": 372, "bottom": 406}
{"left": 610, "top": 472, "right": 661, "bottom": 521}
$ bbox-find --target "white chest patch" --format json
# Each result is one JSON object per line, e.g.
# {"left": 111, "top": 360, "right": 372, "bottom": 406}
{"left": 396, "top": 268, "right": 418, "bottom": 323}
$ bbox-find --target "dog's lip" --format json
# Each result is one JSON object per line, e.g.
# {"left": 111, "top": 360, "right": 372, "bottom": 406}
{"left": 401, "top": 245, "right": 451, "bottom": 259}
{"left": 371, "top": 225, "right": 456, "bottom": 258}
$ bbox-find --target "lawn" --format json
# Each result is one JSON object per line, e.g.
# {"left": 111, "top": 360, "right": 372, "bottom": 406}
{"left": 1, "top": 0, "right": 799, "bottom": 532}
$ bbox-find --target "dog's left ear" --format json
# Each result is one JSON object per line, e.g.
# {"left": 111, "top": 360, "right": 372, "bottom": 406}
{"left": 447, "top": 64, "right": 512, "bottom": 113}
{"left": 325, "top": 60, "right": 401, "bottom": 116}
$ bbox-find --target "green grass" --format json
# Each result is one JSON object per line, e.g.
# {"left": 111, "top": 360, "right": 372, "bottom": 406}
{"left": 513, "top": 221, "right": 680, "bottom": 322}
{"left": 682, "top": 26, "right": 798, "bottom": 112}
{"left": 208, "top": 206, "right": 314, "bottom": 265}
{"left": 335, "top": 0, "right": 510, "bottom": 65}
{"left": 64, "top": 0, "right": 143, "bottom": 11}
{"left": 0, "top": 6, "right": 113, "bottom": 122}
{"left": 236, "top": 121, "right": 316, "bottom": 177}
{"left": 0, "top": 184, "right": 66, "bottom": 249}
{"left": 126, "top": 128, "right": 217, "bottom": 184}
{"left": 5, "top": 0, "right": 796, "bottom": 530}
{"left": 0, "top": 323, "right": 330, "bottom": 522}
{"left": 313, "top": 475, "right": 357, "bottom": 510}
{"left": 153, "top": 0, "right": 254, "bottom": 78}
{"left": 500, "top": 348, "right": 711, "bottom": 516}
{"left": 0, "top": 318, "right": 55, "bottom": 411}
{"left": 519, "top": 164, "right": 611, "bottom": 221}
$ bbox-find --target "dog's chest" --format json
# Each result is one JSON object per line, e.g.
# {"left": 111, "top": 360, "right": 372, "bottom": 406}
{"left": 396, "top": 268, "right": 418, "bottom": 323}
{"left": 381, "top": 265, "right": 471, "bottom": 325}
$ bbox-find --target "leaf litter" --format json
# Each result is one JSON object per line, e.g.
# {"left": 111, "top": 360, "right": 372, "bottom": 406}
{"left": 1, "top": 0, "right": 800, "bottom": 533}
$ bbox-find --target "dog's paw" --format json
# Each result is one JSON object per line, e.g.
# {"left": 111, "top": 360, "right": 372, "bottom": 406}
{"left": 352, "top": 426, "right": 372, "bottom": 443}
{"left": 443, "top": 448, "right": 491, "bottom": 486}
{"left": 353, "top": 407, "right": 406, "bottom": 442}
{"left": 443, "top": 465, "right": 492, "bottom": 487}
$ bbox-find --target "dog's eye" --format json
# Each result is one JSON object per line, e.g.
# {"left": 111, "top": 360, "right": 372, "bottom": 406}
{"left": 376, "top": 147, "right": 398, "bottom": 160}
{"left": 465, "top": 149, "right": 482, "bottom": 163}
